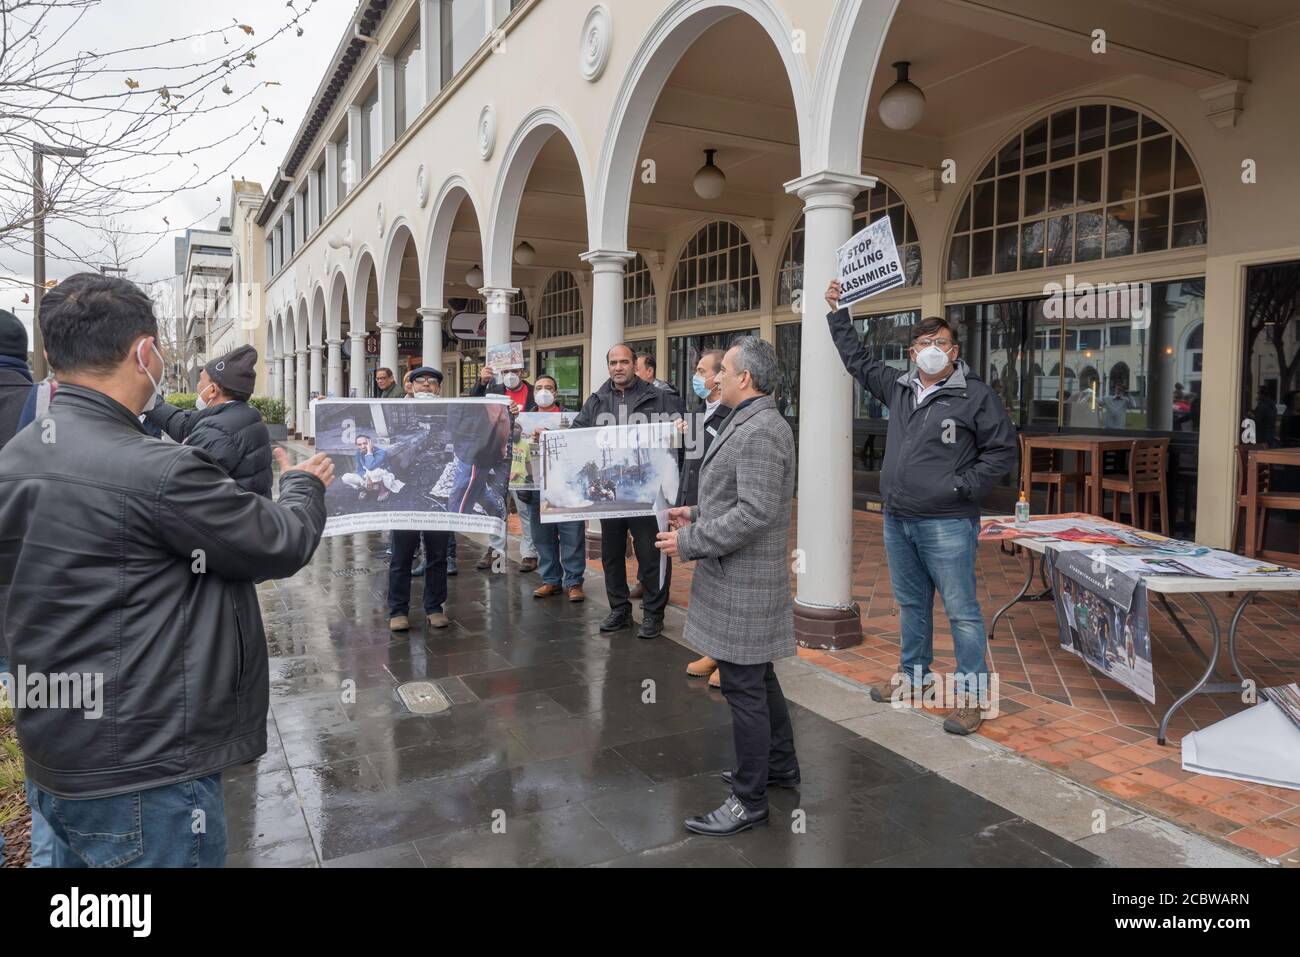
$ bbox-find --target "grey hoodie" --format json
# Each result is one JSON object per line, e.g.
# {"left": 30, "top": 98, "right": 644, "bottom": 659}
{"left": 827, "top": 308, "right": 1018, "bottom": 519}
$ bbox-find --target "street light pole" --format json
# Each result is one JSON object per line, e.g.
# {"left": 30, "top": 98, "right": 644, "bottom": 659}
{"left": 31, "top": 143, "right": 88, "bottom": 380}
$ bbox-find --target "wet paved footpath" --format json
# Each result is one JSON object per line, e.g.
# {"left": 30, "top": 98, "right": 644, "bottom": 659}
{"left": 224, "top": 533, "right": 1107, "bottom": 868}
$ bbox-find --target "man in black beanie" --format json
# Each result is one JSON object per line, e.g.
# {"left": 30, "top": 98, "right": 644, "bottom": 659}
{"left": 0, "top": 308, "right": 33, "bottom": 451}
{"left": 145, "top": 344, "right": 273, "bottom": 496}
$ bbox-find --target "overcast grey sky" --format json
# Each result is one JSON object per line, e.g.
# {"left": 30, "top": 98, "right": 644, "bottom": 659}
{"left": 2, "top": 0, "right": 358, "bottom": 338}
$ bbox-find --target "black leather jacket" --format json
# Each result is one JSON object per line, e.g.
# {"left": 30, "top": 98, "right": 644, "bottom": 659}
{"left": 0, "top": 384, "right": 326, "bottom": 798}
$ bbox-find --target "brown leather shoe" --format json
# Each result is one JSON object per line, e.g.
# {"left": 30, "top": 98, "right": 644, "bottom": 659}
{"left": 388, "top": 615, "right": 410, "bottom": 632}
{"left": 707, "top": 668, "right": 721, "bottom": 689}
{"left": 476, "top": 550, "right": 497, "bottom": 570}
{"left": 533, "top": 583, "right": 563, "bottom": 598}
{"left": 567, "top": 585, "right": 585, "bottom": 602}
{"left": 943, "top": 706, "right": 984, "bottom": 736}
{"left": 686, "top": 656, "right": 718, "bottom": 678}
{"left": 519, "top": 556, "right": 538, "bottom": 572}
{"left": 426, "top": 611, "right": 450, "bottom": 629}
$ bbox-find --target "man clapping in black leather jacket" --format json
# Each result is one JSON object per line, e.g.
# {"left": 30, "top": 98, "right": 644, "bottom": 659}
{"left": 0, "top": 273, "right": 333, "bottom": 868}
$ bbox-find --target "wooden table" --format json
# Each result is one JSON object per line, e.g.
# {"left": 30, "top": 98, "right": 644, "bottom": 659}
{"left": 1244, "top": 447, "right": 1300, "bottom": 563}
{"left": 1020, "top": 434, "right": 1136, "bottom": 516}
{"left": 983, "top": 515, "right": 1300, "bottom": 744}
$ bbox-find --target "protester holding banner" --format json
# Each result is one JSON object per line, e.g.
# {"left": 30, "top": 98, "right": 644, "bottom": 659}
{"left": 472, "top": 363, "right": 539, "bottom": 571}
{"left": 572, "top": 343, "right": 682, "bottom": 638}
{"left": 528, "top": 374, "right": 585, "bottom": 602}
{"left": 826, "top": 279, "right": 1017, "bottom": 736}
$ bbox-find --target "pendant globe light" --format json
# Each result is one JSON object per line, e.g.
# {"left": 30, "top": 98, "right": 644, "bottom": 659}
{"left": 692, "top": 149, "right": 726, "bottom": 200}
{"left": 513, "top": 241, "right": 536, "bottom": 265}
{"left": 465, "top": 264, "right": 484, "bottom": 288}
{"left": 878, "top": 61, "right": 926, "bottom": 131}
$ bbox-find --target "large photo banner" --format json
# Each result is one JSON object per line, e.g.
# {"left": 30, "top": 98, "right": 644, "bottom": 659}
{"left": 510, "top": 411, "right": 576, "bottom": 490}
{"left": 1048, "top": 548, "right": 1155, "bottom": 703}
{"left": 539, "top": 421, "right": 680, "bottom": 523}
{"left": 312, "top": 397, "right": 511, "bottom": 537}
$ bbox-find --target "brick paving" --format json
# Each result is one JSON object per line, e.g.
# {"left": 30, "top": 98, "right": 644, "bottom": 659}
{"left": 585, "top": 505, "right": 1300, "bottom": 866}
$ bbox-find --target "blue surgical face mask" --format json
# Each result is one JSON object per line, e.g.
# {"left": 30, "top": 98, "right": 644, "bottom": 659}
{"left": 692, "top": 374, "right": 711, "bottom": 400}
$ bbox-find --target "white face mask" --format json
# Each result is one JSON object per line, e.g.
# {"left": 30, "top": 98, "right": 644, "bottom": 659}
{"left": 195, "top": 383, "right": 215, "bottom": 410}
{"left": 138, "top": 340, "right": 165, "bottom": 412}
{"left": 535, "top": 389, "right": 555, "bottom": 407}
{"left": 915, "top": 345, "right": 952, "bottom": 376}
{"left": 503, "top": 372, "right": 521, "bottom": 390}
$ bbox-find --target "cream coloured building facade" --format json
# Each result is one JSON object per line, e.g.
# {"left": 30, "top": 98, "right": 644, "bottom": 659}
{"left": 249, "top": 0, "right": 1300, "bottom": 646}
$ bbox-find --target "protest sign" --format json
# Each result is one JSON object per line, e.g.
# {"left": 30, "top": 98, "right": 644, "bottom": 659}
{"left": 539, "top": 421, "right": 680, "bottom": 523}
{"left": 486, "top": 342, "right": 524, "bottom": 373}
{"left": 836, "top": 215, "right": 905, "bottom": 306}
{"left": 510, "top": 411, "right": 576, "bottom": 490}
{"left": 312, "top": 397, "right": 511, "bottom": 537}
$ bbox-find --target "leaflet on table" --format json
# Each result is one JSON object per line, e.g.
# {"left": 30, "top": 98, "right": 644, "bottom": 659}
{"left": 1264, "top": 683, "right": 1300, "bottom": 733}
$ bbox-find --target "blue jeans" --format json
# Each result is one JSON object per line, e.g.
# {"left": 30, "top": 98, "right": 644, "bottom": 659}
{"left": 882, "top": 514, "right": 988, "bottom": 696}
{"left": 26, "top": 773, "right": 227, "bottom": 867}
{"left": 530, "top": 509, "right": 586, "bottom": 588}
{"left": 494, "top": 491, "right": 538, "bottom": 557}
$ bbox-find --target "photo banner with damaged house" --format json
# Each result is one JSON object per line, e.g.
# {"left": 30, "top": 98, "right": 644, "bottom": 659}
{"left": 539, "top": 421, "right": 680, "bottom": 523}
{"left": 311, "top": 397, "right": 512, "bottom": 537}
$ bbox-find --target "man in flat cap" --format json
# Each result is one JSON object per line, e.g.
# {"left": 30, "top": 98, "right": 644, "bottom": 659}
{"left": 146, "top": 344, "right": 273, "bottom": 497}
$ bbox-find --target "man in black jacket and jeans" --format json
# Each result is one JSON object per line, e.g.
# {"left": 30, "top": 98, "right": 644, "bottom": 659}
{"left": 145, "top": 344, "right": 272, "bottom": 497}
{"left": 572, "top": 343, "right": 682, "bottom": 638}
{"left": 826, "top": 280, "right": 1017, "bottom": 736}
{"left": 0, "top": 273, "right": 332, "bottom": 867}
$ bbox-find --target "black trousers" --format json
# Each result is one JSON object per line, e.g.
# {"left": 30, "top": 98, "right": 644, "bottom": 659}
{"left": 599, "top": 516, "right": 669, "bottom": 617}
{"left": 717, "top": 660, "right": 798, "bottom": 813}
{"left": 388, "top": 529, "right": 451, "bottom": 616}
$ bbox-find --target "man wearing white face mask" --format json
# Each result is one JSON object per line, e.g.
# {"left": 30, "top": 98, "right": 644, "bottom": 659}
{"left": 826, "top": 280, "right": 1017, "bottom": 736}
{"left": 146, "top": 345, "right": 272, "bottom": 497}
{"left": 472, "top": 362, "right": 539, "bottom": 571}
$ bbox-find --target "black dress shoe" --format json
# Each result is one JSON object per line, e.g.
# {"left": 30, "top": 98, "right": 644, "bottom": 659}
{"left": 684, "top": 795, "right": 768, "bottom": 837}
{"left": 637, "top": 615, "right": 662, "bottom": 639}
{"left": 720, "top": 768, "right": 801, "bottom": 789}
{"left": 599, "top": 610, "right": 634, "bottom": 632}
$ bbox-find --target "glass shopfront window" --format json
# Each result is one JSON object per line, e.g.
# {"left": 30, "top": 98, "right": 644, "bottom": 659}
{"left": 775, "top": 323, "right": 800, "bottom": 420}
{"left": 540, "top": 346, "right": 583, "bottom": 411}
{"left": 1241, "top": 260, "right": 1300, "bottom": 448}
{"left": 668, "top": 329, "right": 758, "bottom": 412}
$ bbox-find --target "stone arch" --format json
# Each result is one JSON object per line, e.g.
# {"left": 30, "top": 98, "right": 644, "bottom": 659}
{"left": 423, "top": 174, "right": 486, "bottom": 309}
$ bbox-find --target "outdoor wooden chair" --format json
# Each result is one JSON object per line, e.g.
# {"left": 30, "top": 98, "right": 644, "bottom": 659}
{"left": 1087, "top": 438, "right": 1169, "bottom": 532}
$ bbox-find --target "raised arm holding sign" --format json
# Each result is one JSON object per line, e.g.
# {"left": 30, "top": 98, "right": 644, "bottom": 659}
{"left": 836, "top": 215, "right": 905, "bottom": 307}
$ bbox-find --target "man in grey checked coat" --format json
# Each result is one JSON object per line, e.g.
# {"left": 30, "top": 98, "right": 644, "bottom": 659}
{"left": 657, "top": 336, "right": 799, "bottom": 836}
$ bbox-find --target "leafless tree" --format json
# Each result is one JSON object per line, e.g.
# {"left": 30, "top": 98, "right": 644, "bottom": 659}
{"left": 0, "top": 0, "right": 319, "bottom": 282}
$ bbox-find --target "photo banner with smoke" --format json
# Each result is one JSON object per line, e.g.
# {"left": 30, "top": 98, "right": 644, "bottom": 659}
{"left": 312, "top": 398, "right": 512, "bottom": 537}
{"left": 539, "top": 421, "right": 680, "bottom": 524}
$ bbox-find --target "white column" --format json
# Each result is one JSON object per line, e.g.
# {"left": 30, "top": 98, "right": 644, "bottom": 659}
{"left": 295, "top": 348, "right": 309, "bottom": 437}
{"left": 784, "top": 170, "right": 876, "bottom": 647}
{"left": 378, "top": 318, "right": 400, "bottom": 381}
{"left": 346, "top": 104, "right": 363, "bottom": 194}
{"left": 266, "top": 351, "right": 278, "bottom": 401}
{"left": 418, "top": 306, "right": 447, "bottom": 372}
{"left": 479, "top": 287, "right": 517, "bottom": 349}
{"left": 307, "top": 168, "right": 321, "bottom": 234}
{"left": 324, "top": 141, "right": 339, "bottom": 213}
{"left": 326, "top": 337, "right": 343, "bottom": 397}
{"left": 378, "top": 54, "right": 396, "bottom": 153}
{"left": 349, "top": 329, "right": 367, "bottom": 397}
{"left": 580, "top": 249, "right": 634, "bottom": 396}
{"left": 419, "top": 0, "right": 441, "bottom": 104}
{"left": 308, "top": 343, "right": 323, "bottom": 437}
{"left": 283, "top": 353, "right": 296, "bottom": 432}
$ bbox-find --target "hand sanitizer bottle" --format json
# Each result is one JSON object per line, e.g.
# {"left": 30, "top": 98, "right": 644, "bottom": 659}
{"left": 1015, "top": 491, "right": 1030, "bottom": 527}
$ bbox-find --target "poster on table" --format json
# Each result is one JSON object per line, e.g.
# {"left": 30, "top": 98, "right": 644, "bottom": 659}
{"left": 835, "top": 215, "right": 906, "bottom": 307}
{"left": 539, "top": 421, "right": 680, "bottom": 523}
{"left": 1047, "top": 548, "right": 1156, "bottom": 703}
{"left": 509, "top": 411, "right": 576, "bottom": 490}
{"left": 486, "top": 342, "right": 524, "bottom": 373}
{"left": 312, "top": 397, "right": 511, "bottom": 537}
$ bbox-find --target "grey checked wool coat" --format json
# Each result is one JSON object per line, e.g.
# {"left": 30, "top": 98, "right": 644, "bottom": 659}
{"left": 676, "top": 394, "right": 795, "bottom": 665}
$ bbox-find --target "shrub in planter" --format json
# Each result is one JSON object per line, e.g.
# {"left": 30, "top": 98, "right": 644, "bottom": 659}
{"left": 164, "top": 392, "right": 198, "bottom": 410}
{"left": 249, "top": 397, "right": 286, "bottom": 425}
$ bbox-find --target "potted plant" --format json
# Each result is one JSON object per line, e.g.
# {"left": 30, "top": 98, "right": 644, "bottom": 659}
{"left": 250, "top": 397, "right": 288, "bottom": 439}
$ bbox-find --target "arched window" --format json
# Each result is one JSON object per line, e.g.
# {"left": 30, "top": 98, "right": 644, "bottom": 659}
{"left": 778, "top": 182, "right": 923, "bottom": 306}
{"left": 668, "top": 221, "right": 759, "bottom": 322}
{"left": 539, "top": 270, "right": 583, "bottom": 339}
{"left": 623, "top": 252, "right": 656, "bottom": 328}
{"left": 948, "top": 104, "right": 1206, "bottom": 281}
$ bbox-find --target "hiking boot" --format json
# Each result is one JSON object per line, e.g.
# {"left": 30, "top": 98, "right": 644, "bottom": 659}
{"left": 566, "top": 585, "right": 585, "bottom": 602}
{"left": 943, "top": 706, "right": 984, "bottom": 736}
{"left": 600, "top": 610, "right": 634, "bottom": 632}
{"left": 708, "top": 668, "right": 721, "bottom": 689}
{"left": 638, "top": 615, "right": 662, "bottom": 639}
{"left": 426, "top": 611, "right": 450, "bottom": 629}
{"left": 686, "top": 656, "right": 718, "bottom": 678}
{"left": 388, "top": 615, "right": 410, "bottom": 632}
{"left": 519, "top": 556, "right": 538, "bottom": 572}
{"left": 476, "top": 550, "right": 497, "bottom": 570}
{"left": 533, "top": 583, "right": 563, "bottom": 599}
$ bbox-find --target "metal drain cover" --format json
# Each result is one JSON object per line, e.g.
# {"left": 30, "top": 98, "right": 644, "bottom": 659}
{"left": 397, "top": 682, "right": 451, "bottom": 715}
